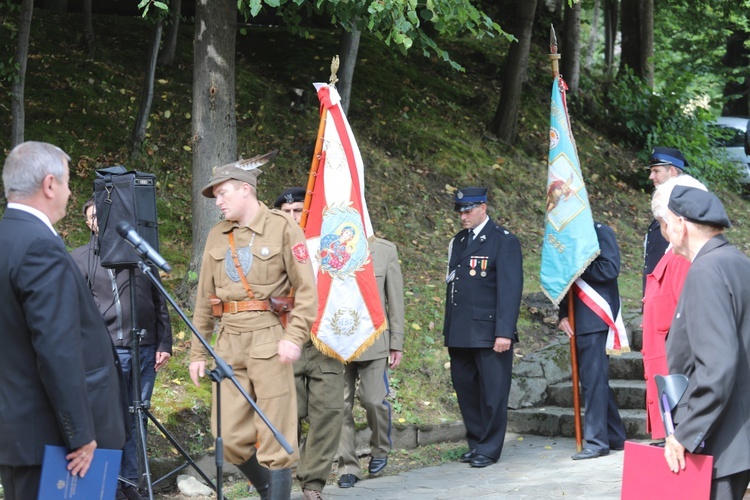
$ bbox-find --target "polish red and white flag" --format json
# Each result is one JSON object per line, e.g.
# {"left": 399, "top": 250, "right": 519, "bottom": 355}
{"left": 303, "top": 83, "right": 386, "bottom": 362}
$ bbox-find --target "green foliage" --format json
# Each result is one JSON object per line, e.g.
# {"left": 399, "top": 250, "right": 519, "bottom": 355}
{"left": 237, "top": 0, "right": 509, "bottom": 71}
{"left": 600, "top": 68, "right": 742, "bottom": 191}
{"left": 138, "top": 0, "right": 170, "bottom": 18}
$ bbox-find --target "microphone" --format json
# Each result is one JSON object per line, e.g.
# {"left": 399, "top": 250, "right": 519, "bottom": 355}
{"left": 115, "top": 221, "right": 172, "bottom": 273}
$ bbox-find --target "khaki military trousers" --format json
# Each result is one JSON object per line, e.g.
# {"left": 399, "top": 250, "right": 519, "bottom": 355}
{"left": 211, "top": 324, "right": 299, "bottom": 469}
{"left": 337, "top": 357, "right": 391, "bottom": 478}
{"left": 293, "top": 340, "right": 345, "bottom": 491}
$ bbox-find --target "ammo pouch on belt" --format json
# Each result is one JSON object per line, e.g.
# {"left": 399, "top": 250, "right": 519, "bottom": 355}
{"left": 269, "top": 296, "right": 295, "bottom": 329}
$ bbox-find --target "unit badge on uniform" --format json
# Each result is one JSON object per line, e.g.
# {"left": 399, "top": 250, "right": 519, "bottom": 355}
{"left": 292, "top": 242, "right": 310, "bottom": 264}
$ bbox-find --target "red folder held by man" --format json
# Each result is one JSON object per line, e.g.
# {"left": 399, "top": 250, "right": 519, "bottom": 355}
{"left": 621, "top": 441, "right": 713, "bottom": 499}
{"left": 621, "top": 374, "right": 713, "bottom": 499}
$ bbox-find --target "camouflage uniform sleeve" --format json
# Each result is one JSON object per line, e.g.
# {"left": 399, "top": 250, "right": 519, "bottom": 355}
{"left": 190, "top": 229, "right": 219, "bottom": 363}
{"left": 282, "top": 221, "right": 317, "bottom": 348}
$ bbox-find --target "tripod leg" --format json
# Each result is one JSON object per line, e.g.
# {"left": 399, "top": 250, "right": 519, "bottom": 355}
{"left": 134, "top": 406, "right": 154, "bottom": 500}
{"left": 142, "top": 408, "right": 217, "bottom": 492}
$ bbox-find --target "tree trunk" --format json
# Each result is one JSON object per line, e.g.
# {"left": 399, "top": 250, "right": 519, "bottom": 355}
{"left": 158, "top": 0, "right": 182, "bottom": 66}
{"left": 130, "top": 19, "right": 163, "bottom": 158}
{"left": 603, "top": 0, "right": 617, "bottom": 76}
{"left": 489, "top": 0, "right": 538, "bottom": 144}
{"left": 722, "top": 28, "right": 750, "bottom": 116}
{"left": 190, "top": 0, "right": 237, "bottom": 272}
{"left": 619, "top": 0, "right": 639, "bottom": 77}
{"left": 82, "top": 0, "right": 95, "bottom": 57}
{"left": 337, "top": 22, "right": 361, "bottom": 115}
{"left": 10, "top": 0, "right": 34, "bottom": 149}
{"left": 584, "top": 0, "right": 600, "bottom": 70}
{"left": 560, "top": 0, "right": 581, "bottom": 93}
{"left": 639, "top": 0, "right": 654, "bottom": 87}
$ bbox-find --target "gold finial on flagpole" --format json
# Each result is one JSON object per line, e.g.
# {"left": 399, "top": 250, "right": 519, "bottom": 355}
{"left": 549, "top": 24, "right": 561, "bottom": 77}
{"left": 329, "top": 56, "right": 340, "bottom": 86}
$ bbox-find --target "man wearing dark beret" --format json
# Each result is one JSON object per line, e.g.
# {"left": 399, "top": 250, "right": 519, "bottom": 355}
{"left": 643, "top": 147, "right": 687, "bottom": 295}
{"left": 274, "top": 187, "right": 306, "bottom": 223}
{"left": 274, "top": 186, "right": 345, "bottom": 499}
{"left": 663, "top": 186, "right": 750, "bottom": 499}
{"left": 443, "top": 187, "right": 523, "bottom": 468}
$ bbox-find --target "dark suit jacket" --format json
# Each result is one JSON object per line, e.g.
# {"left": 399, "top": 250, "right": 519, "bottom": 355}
{"left": 443, "top": 218, "right": 523, "bottom": 348}
{"left": 667, "top": 234, "right": 750, "bottom": 479}
{"left": 357, "top": 238, "right": 405, "bottom": 361}
{"left": 0, "top": 208, "right": 126, "bottom": 466}
{"left": 559, "top": 222, "right": 621, "bottom": 335}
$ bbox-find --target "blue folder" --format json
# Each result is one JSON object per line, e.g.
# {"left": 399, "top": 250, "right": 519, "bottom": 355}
{"left": 37, "top": 445, "right": 122, "bottom": 500}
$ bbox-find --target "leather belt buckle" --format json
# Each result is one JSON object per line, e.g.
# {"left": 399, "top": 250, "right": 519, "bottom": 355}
{"left": 227, "top": 301, "right": 239, "bottom": 314}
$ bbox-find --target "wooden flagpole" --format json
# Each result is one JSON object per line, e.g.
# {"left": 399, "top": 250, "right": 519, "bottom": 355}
{"left": 549, "top": 24, "right": 583, "bottom": 453}
{"left": 300, "top": 56, "right": 340, "bottom": 231}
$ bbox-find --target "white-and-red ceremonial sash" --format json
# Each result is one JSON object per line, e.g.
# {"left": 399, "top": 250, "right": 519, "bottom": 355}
{"left": 573, "top": 278, "right": 630, "bottom": 355}
{"left": 304, "top": 83, "right": 386, "bottom": 363}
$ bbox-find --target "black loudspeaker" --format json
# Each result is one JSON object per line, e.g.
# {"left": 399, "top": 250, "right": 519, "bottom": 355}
{"left": 93, "top": 166, "right": 159, "bottom": 269}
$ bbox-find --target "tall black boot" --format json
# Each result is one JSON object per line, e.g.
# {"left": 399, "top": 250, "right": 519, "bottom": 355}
{"left": 267, "top": 468, "right": 293, "bottom": 500}
{"left": 237, "top": 454, "right": 270, "bottom": 500}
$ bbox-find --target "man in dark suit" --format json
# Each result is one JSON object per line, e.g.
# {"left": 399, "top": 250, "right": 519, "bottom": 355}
{"left": 558, "top": 222, "right": 627, "bottom": 460}
{"left": 0, "top": 142, "right": 126, "bottom": 500}
{"left": 443, "top": 186, "right": 523, "bottom": 468}
{"left": 663, "top": 186, "right": 750, "bottom": 499}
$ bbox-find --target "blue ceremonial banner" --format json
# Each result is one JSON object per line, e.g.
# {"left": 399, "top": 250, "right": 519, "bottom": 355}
{"left": 540, "top": 76, "right": 600, "bottom": 305}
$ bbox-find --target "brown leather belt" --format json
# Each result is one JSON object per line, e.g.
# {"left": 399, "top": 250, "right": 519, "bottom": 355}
{"left": 223, "top": 299, "right": 271, "bottom": 314}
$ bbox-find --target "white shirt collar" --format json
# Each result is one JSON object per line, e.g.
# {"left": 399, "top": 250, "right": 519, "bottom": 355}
{"left": 471, "top": 216, "right": 490, "bottom": 237}
{"left": 7, "top": 202, "right": 57, "bottom": 235}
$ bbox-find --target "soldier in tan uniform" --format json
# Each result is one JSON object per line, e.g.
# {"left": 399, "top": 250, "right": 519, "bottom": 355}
{"left": 189, "top": 158, "right": 318, "bottom": 500}
{"left": 336, "top": 237, "right": 405, "bottom": 488}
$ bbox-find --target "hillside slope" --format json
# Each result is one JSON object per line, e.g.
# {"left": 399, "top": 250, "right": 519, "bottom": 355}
{"left": 2, "top": 8, "right": 750, "bottom": 456}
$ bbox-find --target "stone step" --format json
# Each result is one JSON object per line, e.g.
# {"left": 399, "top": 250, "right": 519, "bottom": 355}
{"left": 609, "top": 351, "right": 644, "bottom": 380}
{"left": 546, "top": 379, "right": 645, "bottom": 410}
{"left": 507, "top": 406, "right": 647, "bottom": 440}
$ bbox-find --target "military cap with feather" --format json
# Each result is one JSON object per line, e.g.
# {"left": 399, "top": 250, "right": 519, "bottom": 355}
{"left": 201, "top": 149, "right": 279, "bottom": 198}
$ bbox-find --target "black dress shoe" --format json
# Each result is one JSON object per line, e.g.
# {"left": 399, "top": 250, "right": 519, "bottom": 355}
{"left": 337, "top": 474, "right": 359, "bottom": 488}
{"left": 469, "top": 454, "right": 496, "bottom": 468}
{"left": 571, "top": 448, "right": 609, "bottom": 460}
{"left": 459, "top": 449, "right": 476, "bottom": 463}
{"left": 610, "top": 442, "right": 625, "bottom": 451}
{"left": 368, "top": 456, "right": 388, "bottom": 474}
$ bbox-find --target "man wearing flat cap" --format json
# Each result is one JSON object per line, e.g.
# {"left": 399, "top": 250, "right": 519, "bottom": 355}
{"left": 443, "top": 187, "right": 523, "bottom": 468}
{"left": 643, "top": 147, "right": 687, "bottom": 294}
{"left": 189, "top": 157, "right": 318, "bottom": 499}
{"left": 274, "top": 186, "right": 345, "bottom": 499}
{"left": 662, "top": 186, "right": 750, "bottom": 499}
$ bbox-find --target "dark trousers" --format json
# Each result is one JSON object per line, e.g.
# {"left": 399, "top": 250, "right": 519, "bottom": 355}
{"left": 0, "top": 464, "right": 42, "bottom": 500}
{"left": 576, "top": 331, "right": 627, "bottom": 452}
{"left": 449, "top": 346, "right": 513, "bottom": 461}
{"left": 711, "top": 469, "right": 750, "bottom": 500}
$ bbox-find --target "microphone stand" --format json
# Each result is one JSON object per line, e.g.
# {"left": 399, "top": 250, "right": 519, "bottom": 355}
{"left": 119, "top": 267, "right": 216, "bottom": 499}
{"left": 137, "top": 260, "right": 294, "bottom": 499}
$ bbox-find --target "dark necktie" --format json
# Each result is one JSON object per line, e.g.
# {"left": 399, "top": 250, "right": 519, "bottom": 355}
{"left": 464, "top": 230, "right": 473, "bottom": 252}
